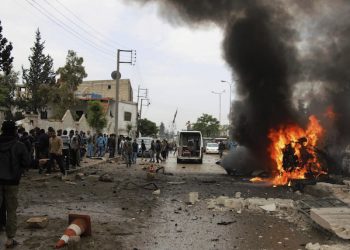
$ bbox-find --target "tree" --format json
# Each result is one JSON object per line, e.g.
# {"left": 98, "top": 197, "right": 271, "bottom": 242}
{"left": 0, "top": 20, "right": 17, "bottom": 118}
{"left": 138, "top": 118, "right": 158, "bottom": 137}
{"left": 49, "top": 50, "right": 87, "bottom": 118}
{"left": 48, "top": 83, "right": 81, "bottom": 119}
{"left": 159, "top": 122, "right": 165, "bottom": 138}
{"left": 87, "top": 101, "right": 107, "bottom": 132}
{"left": 192, "top": 113, "right": 220, "bottom": 137}
{"left": 22, "top": 29, "right": 56, "bottom": 113}
{"left": 56, "top": 50, "right": 87, "bottom": 91}
{"left": 0, "top": 20, "right": 13, "bottom": 75}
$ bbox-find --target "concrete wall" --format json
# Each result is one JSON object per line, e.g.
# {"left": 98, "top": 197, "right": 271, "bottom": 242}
{"left": 76, "top": 79, "right": 133, "bottom": 102}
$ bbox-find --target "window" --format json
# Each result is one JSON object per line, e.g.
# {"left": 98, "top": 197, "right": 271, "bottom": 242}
{"left": 108, "top": 85, "right": 111, "bottom": 89}
{"left": 124, "top": 112, "right": 132, "bottom": 121}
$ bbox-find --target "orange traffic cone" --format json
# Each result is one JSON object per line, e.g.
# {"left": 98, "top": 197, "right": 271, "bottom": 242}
{"left": 55, "top": 214, "right": 91, "bottom": 249}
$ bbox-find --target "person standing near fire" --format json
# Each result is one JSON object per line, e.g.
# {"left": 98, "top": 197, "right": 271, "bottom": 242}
{"left": 218, "top": 140, "right": 225, "bottom": 158}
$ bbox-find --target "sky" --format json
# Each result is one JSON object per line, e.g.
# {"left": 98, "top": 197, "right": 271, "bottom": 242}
{"left": 0, "top": 0, "right": 233, "bottom": 131}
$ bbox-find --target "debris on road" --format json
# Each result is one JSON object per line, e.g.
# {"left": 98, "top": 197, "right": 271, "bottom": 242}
{"left": 310, "top": 207, "right": 350, "bottom": 239}
{"left": 188, "top": 192, "right": 199, "bottom": 204}
{"left": 259, "top": 203, "right": 277, "bottom": 212}
{"left": 207, "top": 196, "right": 294, "bottom": 213}
{"left": 99, "top": 173, "right": 114, "bottom": 182}
{"left": 26, "top": 216, "right": 49, "bottom": 229}
{"left": 217, "top": 221, "right": 236, "bottom": 226}
{"left": 305, "top": 242, "right": 350, "bottom": 250}
{"left": 153, "top": 189, "right": 161, "bottom": 195}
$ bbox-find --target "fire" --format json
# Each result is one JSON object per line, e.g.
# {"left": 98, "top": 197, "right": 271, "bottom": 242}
{"left": 324, "top": 106, "right": 337, "bottom": 120}
{"left": 268, "top": 115, "right": 324, "bottom": 185}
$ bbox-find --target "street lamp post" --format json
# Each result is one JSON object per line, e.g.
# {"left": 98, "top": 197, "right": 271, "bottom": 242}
{"left": 211, "top": 90, "right": 225, "bottom": 124}
{"left": 221, "top": 80, "right": 233, "bottom": 116}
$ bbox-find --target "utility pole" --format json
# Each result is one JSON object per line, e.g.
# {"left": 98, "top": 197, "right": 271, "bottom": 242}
{"left": 221, "top": 80, "right": 233, "bottom": 117}
{"left": 111, "top": 49, "right": 135, "bottom": 140}
{"left": 136, "top": 86, "right": 150, "bottom": 137}
{"left": 211, "top": 90, "right": 225, "bottom": 124}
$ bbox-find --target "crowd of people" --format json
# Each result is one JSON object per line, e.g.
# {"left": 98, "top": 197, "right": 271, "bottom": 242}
{"left": 0, "top": 120, "right": 177, "bottom": 248}
{"left": 119, "top": 138, "right": 174, "bottom": 167}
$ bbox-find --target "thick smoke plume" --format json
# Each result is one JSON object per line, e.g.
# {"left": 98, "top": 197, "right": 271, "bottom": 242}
{"left": 130, "top": 0, "right": 350, "bottom": 173}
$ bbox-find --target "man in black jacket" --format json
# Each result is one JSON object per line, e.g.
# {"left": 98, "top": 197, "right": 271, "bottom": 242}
{"left": 0, "top": 120, "right": 30, "bottom": 248}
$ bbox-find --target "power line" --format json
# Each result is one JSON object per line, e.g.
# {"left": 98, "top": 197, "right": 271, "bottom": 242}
{"left": 31, "top": 0, "right": 115, "bottom": 55}
{"left": 42, "top": 0, "right": 126, "bottom": 53}
{"left": 54, "top": 0, "right": 130, "bottom": 49}
{"left": 24, "top": 0, "right": 115, "bottom": 60}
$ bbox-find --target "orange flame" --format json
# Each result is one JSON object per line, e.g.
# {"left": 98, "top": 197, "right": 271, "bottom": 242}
{"left": 268, "top": 115, "right": 324, "bottom": 185}
{"left": 324, "top": 106, "right": 337, "bottom": 120}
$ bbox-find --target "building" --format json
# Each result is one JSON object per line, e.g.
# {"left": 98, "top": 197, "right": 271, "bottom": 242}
{"left": 17, "top": 79, "right": 138, "bottom": 136}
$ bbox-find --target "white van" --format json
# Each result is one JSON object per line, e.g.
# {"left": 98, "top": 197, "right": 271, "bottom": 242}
{"left": 177, "top": 131, "right": 203, "bottom": 164}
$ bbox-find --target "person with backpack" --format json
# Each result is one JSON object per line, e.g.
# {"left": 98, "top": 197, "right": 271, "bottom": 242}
{"left": 0, "top": 120, "right": 30, "bottom": 248}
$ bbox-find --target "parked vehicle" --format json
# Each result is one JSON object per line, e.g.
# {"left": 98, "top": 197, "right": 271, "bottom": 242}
{"left": 205, "top": 142, "right": 219, "bottom": 154}
{"left": 177, "top": 131, "right": 203, "bottom": 164}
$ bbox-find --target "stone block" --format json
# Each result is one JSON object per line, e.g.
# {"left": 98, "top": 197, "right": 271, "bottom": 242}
{"left": 224, "top": 198, "right": 244, "bottom": 210}
{"left": 188, "top": 192, "right": 199, "bottom": 204}
{"left": 216, "top": 196, "right": 229, "bottom": 206}
{"left": 26, "top": 216, "right": 49, "bottom": 229}
{"left": 310, "top": 207, "right": 350, "bottom": 239}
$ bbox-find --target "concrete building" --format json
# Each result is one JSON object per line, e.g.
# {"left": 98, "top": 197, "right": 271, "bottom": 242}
{"left": 17, "top": 79, "right": 138, "bottom": 136}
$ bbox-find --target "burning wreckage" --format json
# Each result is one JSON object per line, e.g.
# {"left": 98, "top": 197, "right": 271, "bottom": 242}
{"left": 251, "top": 115, "right": 329, "bottom": 187}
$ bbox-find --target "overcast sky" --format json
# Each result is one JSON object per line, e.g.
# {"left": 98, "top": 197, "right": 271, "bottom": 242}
{"left": 0, "top": 0, "right": 233, "bottom": 131}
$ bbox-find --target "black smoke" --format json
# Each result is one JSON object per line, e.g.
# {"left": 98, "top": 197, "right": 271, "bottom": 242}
{"left": 129, "top": 0, "right": 350, "bottom": 173}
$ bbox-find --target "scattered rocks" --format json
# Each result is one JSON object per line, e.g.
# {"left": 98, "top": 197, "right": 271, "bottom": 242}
{"left": 305, "top": 242, "right": 350, "bottom": 250}
{"left": 99, "top": 173, "right": 114, "bottom": 182}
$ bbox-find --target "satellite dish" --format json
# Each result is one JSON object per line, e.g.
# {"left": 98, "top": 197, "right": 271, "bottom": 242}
{"left": 111, "top": 71, "right": 121, "bottom": 80}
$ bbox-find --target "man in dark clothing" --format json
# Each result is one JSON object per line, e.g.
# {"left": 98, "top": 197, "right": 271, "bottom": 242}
{"left": 155, "top": 140, "right": 162, "bottom": 163}
{"left": 107, "top": 134, "right": 116, "bottom": 158}
{"left": 61, "top": 130, "right": 70, "bottom": 170}
{"left": 132, "top": 139, "right": 138, "bottom": 164}
{"left": 141, "top": 140, "right": 146, "bottom": 161}
{"left": 218, "top": 141, "right": 225, "bottom": 158}
{"left": 0, "top": 120, "right": 30, "bottom": 248}
{"left": 38, "top": 129, "right": 49, "bottom": 159}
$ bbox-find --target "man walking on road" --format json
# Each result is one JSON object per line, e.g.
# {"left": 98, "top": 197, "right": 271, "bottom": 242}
{"left": 0, "top": 120, "right": 30, "bottom": 248}
{"left": 132, "top": 139, "right": 138, "bottom": 164}
{"left": 48, "top": 128, "right": 65, "bottom": 175}
{"left": 218, "top": 140, "right": 225, "bottom": 158}
{"left": 123, "top": 137, "right": 133, "bottom": 167}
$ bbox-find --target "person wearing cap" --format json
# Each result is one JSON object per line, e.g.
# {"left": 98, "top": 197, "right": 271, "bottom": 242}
{"left": 0, "top": 120, "right": 30, "bottom": 248}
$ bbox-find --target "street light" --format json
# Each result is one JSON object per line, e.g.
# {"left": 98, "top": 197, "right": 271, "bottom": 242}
{"left": 221, "top": 80, "right": 233, "bottom": 116}
{"left": 211, "top": 90, "right": 225, "bottom": 124}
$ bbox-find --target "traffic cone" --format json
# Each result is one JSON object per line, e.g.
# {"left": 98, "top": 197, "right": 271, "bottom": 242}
{"left": 55, "top": 214, "right": 91, "bottom": 249}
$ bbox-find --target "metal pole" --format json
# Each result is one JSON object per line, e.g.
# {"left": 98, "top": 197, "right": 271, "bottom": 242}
{"left": 221, "top": 80, "right": 232, "bottom": 116}
{"left": 211, "top": 90, "right": 225, "bottom": 124}
{"left": 219, "top": 93, "right": 222, "bottom": 124}
{"left": 115, "top": 49, "right": 120, "bottom": 139}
